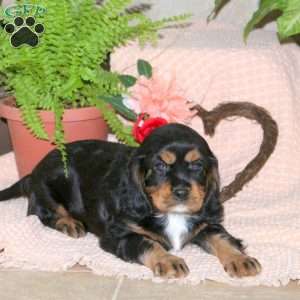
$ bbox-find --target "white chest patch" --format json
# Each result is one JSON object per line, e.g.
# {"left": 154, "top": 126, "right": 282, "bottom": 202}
{"left": 164, "top": 213, "right": 189, "bottom": 251}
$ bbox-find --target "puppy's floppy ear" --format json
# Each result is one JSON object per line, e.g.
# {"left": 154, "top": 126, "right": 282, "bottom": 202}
{"left": 127, "top": 154, "right": 152, "bottom": 218}
{"left": 202, "top": 156, "right": 223, "bottom": 222}
{"left": 205, "top": 156, "right": 220, "bottom": 200}
{"left": 130, "top": 155, "right": 146, "bottom": 190}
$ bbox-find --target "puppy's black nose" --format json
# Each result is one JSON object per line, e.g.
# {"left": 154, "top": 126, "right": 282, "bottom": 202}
{"left": 173, "top": 186, "right": 190, "bottom": 200}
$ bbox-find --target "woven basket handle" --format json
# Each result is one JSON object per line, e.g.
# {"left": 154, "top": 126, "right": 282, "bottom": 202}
{"left": 193, "top": 102, "right": 278, "bottom": 203}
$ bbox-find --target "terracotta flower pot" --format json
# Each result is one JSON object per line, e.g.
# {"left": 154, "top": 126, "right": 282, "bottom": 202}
{"left": 0, "top": 97, "right": 108, "bottom": 178}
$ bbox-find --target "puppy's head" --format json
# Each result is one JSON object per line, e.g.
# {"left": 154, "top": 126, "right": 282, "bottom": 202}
{"left": 131, "top": 123, "right": 220, "bottom": 215}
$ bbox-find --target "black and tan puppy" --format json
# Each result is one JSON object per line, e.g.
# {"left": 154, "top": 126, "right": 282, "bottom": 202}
{"left": 0, "top": 124, "right": 261, "bottom": 278}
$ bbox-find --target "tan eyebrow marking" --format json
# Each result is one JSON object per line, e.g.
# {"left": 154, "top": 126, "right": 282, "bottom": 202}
{"left": 159, "top": 150, "right": 176, "bottom": 165}
{"left": 184, "top": 149, "right": 202, "bottom": 162}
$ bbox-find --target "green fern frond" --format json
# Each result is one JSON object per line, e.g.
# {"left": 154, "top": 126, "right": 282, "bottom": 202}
{"left": 95, "top": 98, "right": 138, "bottom": 147}
{"left": 0, "top": 0, "right": 190, "bottom": 167}
{"left": 52, "top": 100, "right": 68, "bottom": 174}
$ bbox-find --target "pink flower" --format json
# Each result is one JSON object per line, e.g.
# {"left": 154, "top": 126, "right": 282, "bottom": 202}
{"left": 130, "top": 71, "right": 195, "bottom": 123}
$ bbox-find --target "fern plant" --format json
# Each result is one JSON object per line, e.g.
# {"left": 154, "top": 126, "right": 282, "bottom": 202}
{"left": 209, "top": 0, "right": 300, "bottom": 41}
{"left": 0, "top": 0, "right": 189, "bottom": 166}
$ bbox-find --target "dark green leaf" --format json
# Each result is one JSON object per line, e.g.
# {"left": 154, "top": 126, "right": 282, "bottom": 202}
{"left": 119, "top": 74, "right": 137, "bottom": 88}
{"left": 207, "top": 0, "right": 230, "bottom": 22}
{"left": 98, "top": 95, "right": 137, "bottom": 121}
{"left": 277, "top": 0, "right": 300, "bottom": 40}
{"left": 137, "top": 59, "right": 152, "bottom": 78}
{"left": 243, "top": 0, "right": 285, "bottom": 41}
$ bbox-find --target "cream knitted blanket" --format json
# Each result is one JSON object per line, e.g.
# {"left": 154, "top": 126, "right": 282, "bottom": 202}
{"left": 1, "top": 22, "right": 300, "bottom": 286}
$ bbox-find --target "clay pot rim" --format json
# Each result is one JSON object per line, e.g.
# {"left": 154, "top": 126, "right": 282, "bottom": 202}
{"left": 0, "top": 96, "right": 104, "bottom": 122}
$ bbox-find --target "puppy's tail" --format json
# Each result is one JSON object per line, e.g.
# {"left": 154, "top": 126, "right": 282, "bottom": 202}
{"left": 0, "top": 175, "right": 31, "bottom": 201}
{"left": 194, "top": 102, "right": 278, "bottom": 203}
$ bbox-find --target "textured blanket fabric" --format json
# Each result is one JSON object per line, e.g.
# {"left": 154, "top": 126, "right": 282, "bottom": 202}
{"left": 1, "top": 22, "right": 300, "bottom": 286}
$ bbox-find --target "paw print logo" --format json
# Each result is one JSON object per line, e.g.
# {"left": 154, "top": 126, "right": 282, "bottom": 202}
{"left": 4, "top": 16, "right": 44, "bottom": 48}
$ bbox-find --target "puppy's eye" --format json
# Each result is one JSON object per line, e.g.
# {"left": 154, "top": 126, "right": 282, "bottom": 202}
{"left": 154, "top": 160, "right": 169, "bottom": 173}
{"left": 189, "top": 160, "right": 203, "bottom": 172}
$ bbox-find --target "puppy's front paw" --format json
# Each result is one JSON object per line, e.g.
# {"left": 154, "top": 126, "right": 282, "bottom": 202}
{"left": 152, "top": 254, "right": 189, "bottom": 279}
{"left": 55, "top": 217, "right": 86, "bottom": 238}
{"left": 223, "top": 254, "right": 261, "bottom": 278}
